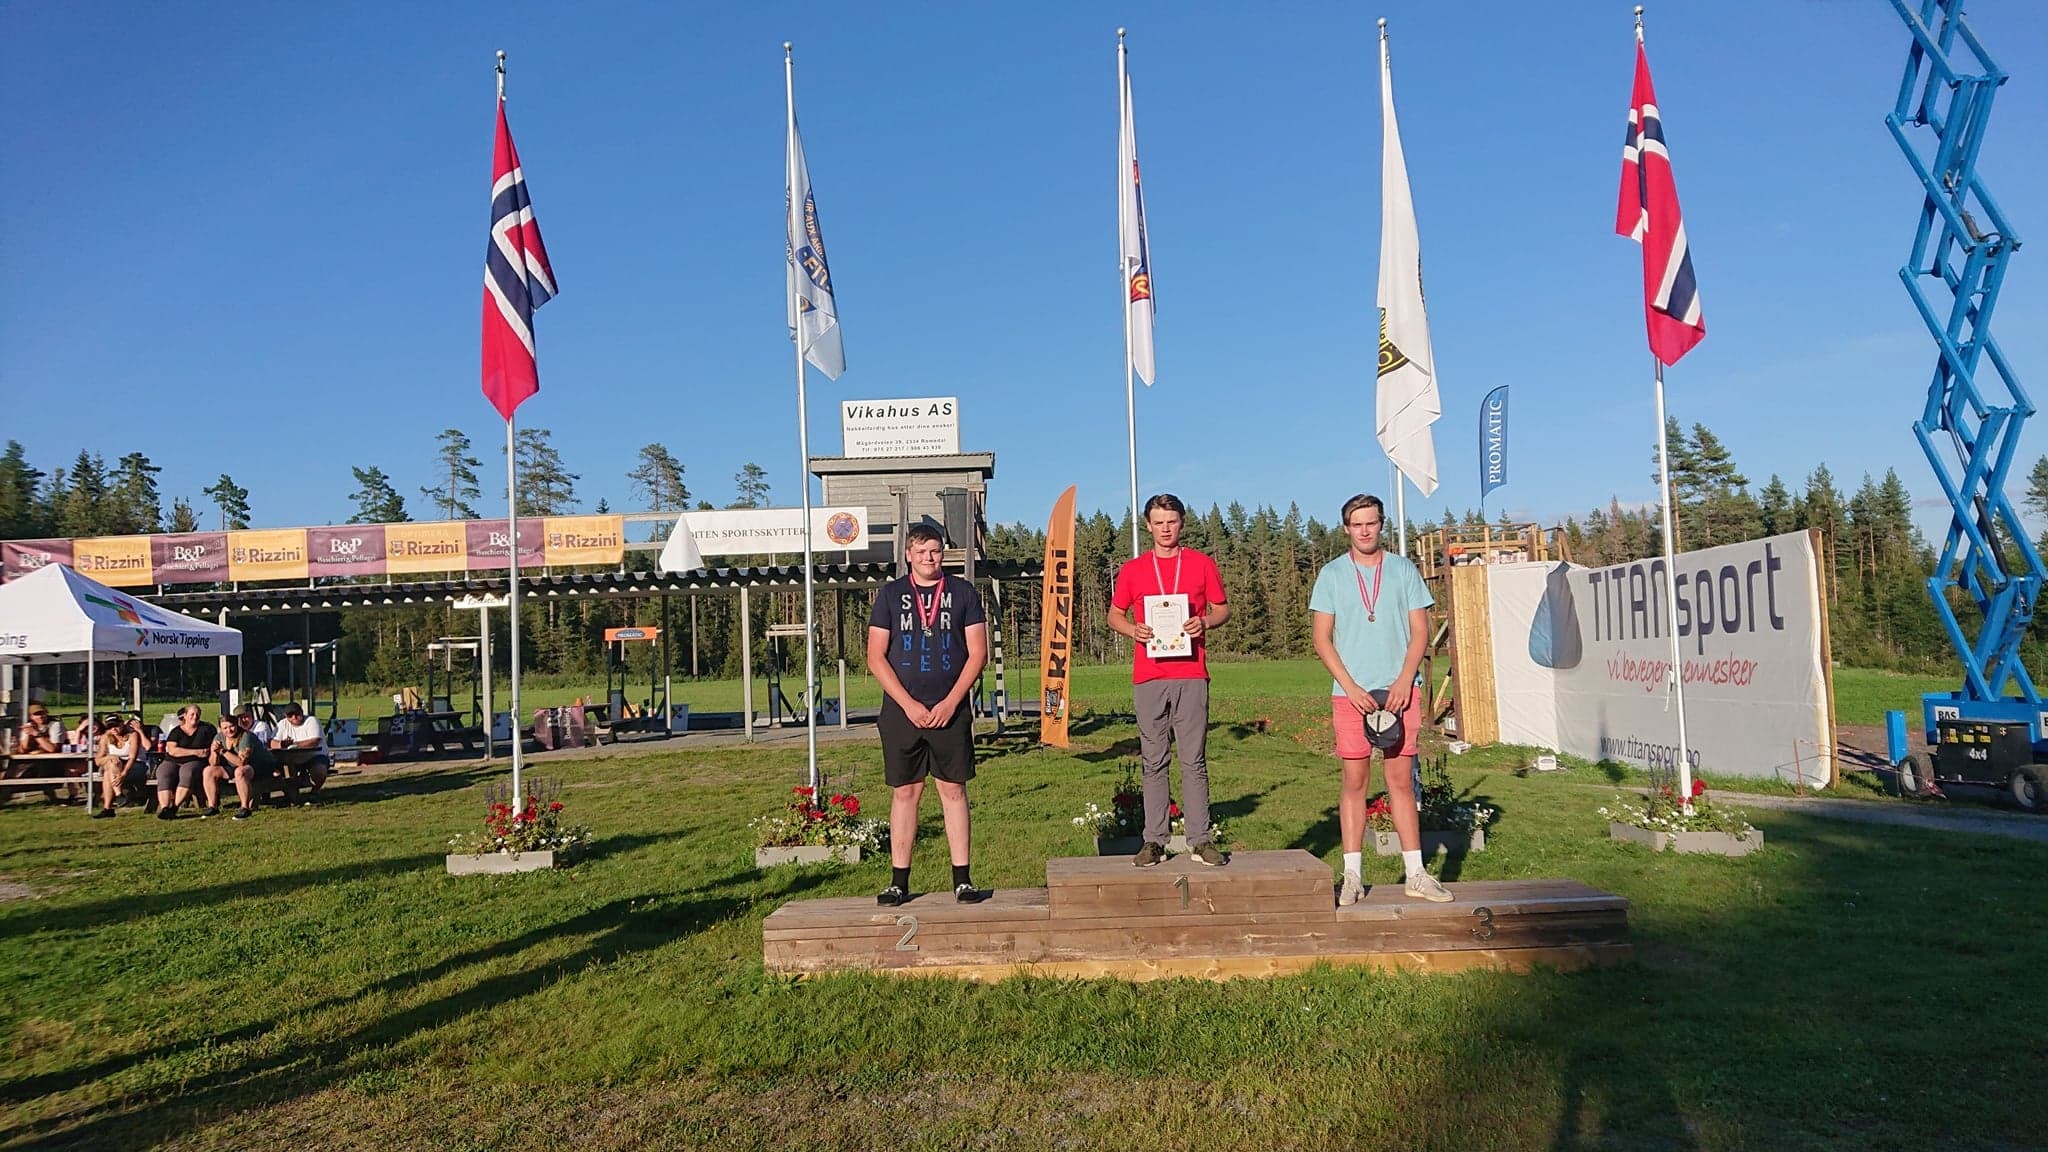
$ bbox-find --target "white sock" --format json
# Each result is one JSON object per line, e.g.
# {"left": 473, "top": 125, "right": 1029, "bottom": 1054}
{"left": 1341, "top": 851, "right": 1362, "bottom": 879}
{"left": 1401, "top": 849, "right": 1425, "bottom": 879}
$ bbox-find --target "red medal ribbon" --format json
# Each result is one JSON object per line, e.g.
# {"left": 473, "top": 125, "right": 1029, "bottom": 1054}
{"left": 912, "top": 578, "right": 943, "bottom": 633}
{"left": 1350, "top": 557, "right": 1383, "bottom": 623}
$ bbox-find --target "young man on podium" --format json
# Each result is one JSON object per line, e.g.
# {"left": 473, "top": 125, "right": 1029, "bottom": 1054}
{"left": 1107, "top": 494, "right": 1230, "bottom": 868}
{"left": 1310, "top": 493, "right": 1452, "bottom": 905}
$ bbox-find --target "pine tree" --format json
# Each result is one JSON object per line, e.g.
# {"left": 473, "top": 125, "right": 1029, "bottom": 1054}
{"left": 1799, "top": 464, "right": 1846, "bottom": 597}
{"left": 1758, "top": 474, "right": 1793, "bottom": 536}
{"left": 0, "top": 441, "right": 45, "bottom": 539}
{"left": 627, "top": 444, "right": 689, "bottom": 510}
{"left": 732, "top": 463, "right": 770, "bottom": 509}
{"left": 203, "top": 474, "right": 252, "bottom": 531}
{"left": 167, "top": 497, "right": 200, "bottom": 534}
{"left": 106, "top": 452, "right": 164, "bottom": 534}
{"left": 512, "top": 428, "right": 578, "bottom": 516}
{"left": 60, "top": 452, "right": 109, "bottom": 536}
{"left": 347, "top": 466, "right": 409, "bottom": 524}
{"left": 422, "top": 429, "right": 482, "bottom": 519}
{"left": 2026, "top": 454, "right": 2048, "bottom": 553}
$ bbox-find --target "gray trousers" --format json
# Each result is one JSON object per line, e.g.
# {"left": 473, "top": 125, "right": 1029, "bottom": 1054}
{"left": 1134, "top": 678, "right": 1210, "bottom": 846}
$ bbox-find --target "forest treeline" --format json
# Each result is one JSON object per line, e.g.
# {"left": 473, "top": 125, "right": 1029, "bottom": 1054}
{"left": 4, "top": 421, "right": 2047, "bottom": 695}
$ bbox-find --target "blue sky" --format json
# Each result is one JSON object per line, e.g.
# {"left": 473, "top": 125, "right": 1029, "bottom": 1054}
{"left": 4, "top": 1, "right": 2045, "bottom": 543}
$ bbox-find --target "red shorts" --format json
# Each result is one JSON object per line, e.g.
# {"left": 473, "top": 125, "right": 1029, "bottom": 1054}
{"left": 1331, "top": 693, "right": 1420, "bottom": 760}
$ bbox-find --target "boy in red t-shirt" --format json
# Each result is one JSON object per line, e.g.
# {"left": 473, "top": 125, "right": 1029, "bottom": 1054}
{"left": 1107, "top": 494, "right": 1231, "bottom": 867}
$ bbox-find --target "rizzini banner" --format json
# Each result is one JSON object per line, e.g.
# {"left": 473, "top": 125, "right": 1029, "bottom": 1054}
{"left": 1039, "top": 486, "right": 1077, "bottom": 748}
{"left": 1487, "top": 529, "right": 1833, "bottom": 784}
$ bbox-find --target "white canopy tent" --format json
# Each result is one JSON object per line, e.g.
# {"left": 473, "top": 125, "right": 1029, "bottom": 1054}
{"left": 0, "top": 564, "right": 243, "bottom": 813}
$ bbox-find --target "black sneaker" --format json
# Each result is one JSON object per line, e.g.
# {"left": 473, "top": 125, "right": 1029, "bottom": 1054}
{"left": 954, "top": 883, "right": 991, "bottom": 904}
{"left": 232, "top": 806, "right": 253, "bottom": 820}
{"left": 201, "top": 806, "right": 220, "bottom": 819}
{"left": 1189, "top": 842, "right": 1227, "bottom": 867}
{"left": 91, "top": 807, "right": 115, "bottom": 820}
{"left": 876, "top": 885, "right": 909, "bottom": 907}
{"left": 157, "top": 806, "right": 178, "bottom": 821}
{"left": 1133, "top": 842, "right": 1167, "bottom": 868}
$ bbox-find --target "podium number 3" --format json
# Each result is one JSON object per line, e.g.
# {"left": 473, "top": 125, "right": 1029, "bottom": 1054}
{"left": 895, "top": 915, "right": 920, "bottom": 951}
{"left": 1471, "top": 906, "right": 1496, "bottom": 942}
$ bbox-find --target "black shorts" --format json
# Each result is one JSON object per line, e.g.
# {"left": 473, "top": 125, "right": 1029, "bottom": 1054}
{"left": 879, "top": 704, "right": 975, "bottom": 788}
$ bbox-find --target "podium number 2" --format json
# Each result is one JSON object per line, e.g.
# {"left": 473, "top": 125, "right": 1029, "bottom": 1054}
{"left": 895, "top": 915, "right": 920, "bottom": 951}
{"left": 1173, "top": 874, "right": 1190, "bottom": 910}
{"left": 1471, "top": 906, "right": 1496, "bottom": 942}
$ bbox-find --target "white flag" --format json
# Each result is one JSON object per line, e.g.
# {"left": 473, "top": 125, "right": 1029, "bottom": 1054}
{"left": 657, "top": 515, "right": 705, "bottom": 574}
{"left": 1375, "top": 30, "right": 1440, "bottom": 497}
{"left": 787, "top": 116, "right": 845, "bottom": 380}
{"left": 1119, "top": 62, "right": 1155, "bottom": 386}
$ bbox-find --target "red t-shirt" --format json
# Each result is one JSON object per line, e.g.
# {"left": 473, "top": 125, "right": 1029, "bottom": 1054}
{"left": 1111, "top": 547, "right": 1227, "bottom": 684}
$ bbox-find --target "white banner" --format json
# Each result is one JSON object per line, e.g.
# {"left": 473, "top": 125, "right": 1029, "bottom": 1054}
{"left": 1487, "top": 530, "right": 1832, "bottom": 785}
{"left": 674, "top": 507, "right": 868, "bottom": 558}
{"left": 840, "top": 398, "right": 958, "bottom": 458}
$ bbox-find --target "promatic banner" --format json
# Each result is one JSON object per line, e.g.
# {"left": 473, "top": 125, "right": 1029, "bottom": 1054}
{"left": 1480, "top": 385, "right": 1508, "bottom": 500}
{"left": 1486, "top": 529, "right": 1832, "bottom": 784}
{"left": 72, "top": 536, "right": 155, "bottom": 587}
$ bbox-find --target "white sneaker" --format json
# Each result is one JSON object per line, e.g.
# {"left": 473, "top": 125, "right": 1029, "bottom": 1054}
{"left": 1337, "top": 873, "right": 1365, "bottom": 907}
{"left": 1404, "top": 871, "right": 1453, "bottom": 903}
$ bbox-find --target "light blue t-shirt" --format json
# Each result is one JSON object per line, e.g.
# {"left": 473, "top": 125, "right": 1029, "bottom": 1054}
{"left": 1308, "top": 552, "right": 1434, "bottom": 695}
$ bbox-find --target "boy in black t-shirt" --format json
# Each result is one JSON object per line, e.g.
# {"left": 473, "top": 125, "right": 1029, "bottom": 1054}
{"left": 865, "top": 524, "right": 990, "bottom": 906}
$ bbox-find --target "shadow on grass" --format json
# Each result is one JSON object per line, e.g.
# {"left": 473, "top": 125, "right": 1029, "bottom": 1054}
{"left": 3, "top": 860, "right": 840, "bottom": 1151}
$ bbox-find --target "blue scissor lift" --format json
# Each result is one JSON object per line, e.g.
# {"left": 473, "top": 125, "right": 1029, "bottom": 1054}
{"left": 1887, "top": 0, "right": 2047, "bottom": 809}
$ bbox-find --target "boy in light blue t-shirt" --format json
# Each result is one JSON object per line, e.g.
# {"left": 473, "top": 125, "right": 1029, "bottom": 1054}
{"left": 1308, "top": 493, "right": 1451, "bottom": 906}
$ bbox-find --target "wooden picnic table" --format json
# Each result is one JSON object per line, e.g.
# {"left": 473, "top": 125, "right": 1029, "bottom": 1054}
{"left": 0, "top": 751, "right": 93, "bottom": 799}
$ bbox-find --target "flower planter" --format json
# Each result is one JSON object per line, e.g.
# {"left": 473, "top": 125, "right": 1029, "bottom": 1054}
{"left": 445, "top": 849, "right": 576, "bottom": 876}
{"left": 755, "top": 843, "right": 862, "bottom": 869}
{"left": 1372, "top": 828, "right": 1486, "bottom": 856}
{"left": 1094, "top": 834, "right": 1190, "bottom": 856}
{"left": 1608, "top": 821, "right": 1762, "bottom": 856}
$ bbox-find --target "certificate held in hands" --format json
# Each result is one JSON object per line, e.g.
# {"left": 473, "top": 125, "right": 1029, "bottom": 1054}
{"left": 1143, "top": 594, "right": 1192, "bottom": 659}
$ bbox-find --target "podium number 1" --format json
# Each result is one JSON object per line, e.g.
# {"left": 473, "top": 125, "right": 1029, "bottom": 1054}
{"left": 1173, "top": 874, "right": 1190, "bottom": 910}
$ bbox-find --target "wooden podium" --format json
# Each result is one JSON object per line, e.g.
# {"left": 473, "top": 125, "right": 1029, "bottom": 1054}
{"left": 762, "top": 850, "right": 1629, "bottom": 982}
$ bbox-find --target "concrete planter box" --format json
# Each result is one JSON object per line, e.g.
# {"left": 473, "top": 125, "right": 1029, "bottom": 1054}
{"left": 445, "top": 849, "right": 576, "bottom": 875}
{"left": 1373, "top": 828, "right": 1486, "bottom": 856}
{"left": 1608, "top": 821, "right": 1763, "bottom": 857}
{"left": 755, "top": 843, "right": 862, "bottom": 868}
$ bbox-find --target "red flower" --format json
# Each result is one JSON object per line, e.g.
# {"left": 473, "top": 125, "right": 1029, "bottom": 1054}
{"left": 549, "top": 801, "right": 563, "bottom": 812}
{"left": 838, "top": 796, "right": 860, "bottom": 817}
{"left": 792, "top": 785, "right": 815, "bottom": 798}
{"left": 1168, "top": 801, "right": 1182, "bottom": 819}
{"left": 1691, "top": 779, "right": 1707, "bottom": 798}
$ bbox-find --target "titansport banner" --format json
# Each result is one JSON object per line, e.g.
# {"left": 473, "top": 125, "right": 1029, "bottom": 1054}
{"left": 1486, "top": 530, "right": 1832, "bottom": 784}
{"left": 0, "top": 517, "right": 628, "bottom": 584}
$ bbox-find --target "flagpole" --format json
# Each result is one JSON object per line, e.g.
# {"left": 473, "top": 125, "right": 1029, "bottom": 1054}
{"left": 1636, "top": 5, "right": 1694, "bottom": 812}
{"left": 1652, "top": 358, "right": 1694, "bottom": 809}
{"left": 498, "top": 49, "right": 526, "bottom": 806}
{"left": 786, "top": 42, "right": 821, "bottom": 794}
{"left": 1118, "top": 28, "right": 1141, "bottom": 559}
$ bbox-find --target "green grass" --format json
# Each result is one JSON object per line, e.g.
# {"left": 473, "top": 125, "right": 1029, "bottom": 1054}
{"left": 1828, "top": 665, "right": 1959, "bottom": 730}
{"left": 1, "top": 670, "right": 2039, "bottom": 1151}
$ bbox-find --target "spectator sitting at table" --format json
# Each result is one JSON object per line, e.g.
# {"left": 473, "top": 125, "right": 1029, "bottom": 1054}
{"left": 91, "top": 715, "right": 143, "bottom": 818}
{"left": 156, "top": 706, "right": 215, "bottom": 819}
{"left": 14, "top": 704, "right": 61, "bottom": 754}
{"left": 270, "top": 704, "right": 330, "bottom": 801}
{"left": 239, "top": 708, "right": 276, "bottom": 746}
{"left": 205, "top": 712, "right": 275, "bottom": 820}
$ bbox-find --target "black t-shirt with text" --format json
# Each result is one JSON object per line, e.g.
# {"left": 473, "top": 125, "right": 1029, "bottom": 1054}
{"left": 869, "top": 574, "right": 985, "bottom": 707}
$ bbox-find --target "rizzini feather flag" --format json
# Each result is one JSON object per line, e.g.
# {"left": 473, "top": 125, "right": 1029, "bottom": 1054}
{"left": 1616, "top": 37, "right": 1705, "bottom": 367}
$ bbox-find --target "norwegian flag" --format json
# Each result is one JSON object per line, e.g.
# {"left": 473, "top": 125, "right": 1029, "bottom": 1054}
{"left": 1615, "top": 41, "right": 1704, "bottom": 367}
{"left": 481, "top": 100, "right": 557, "bottom": 421}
